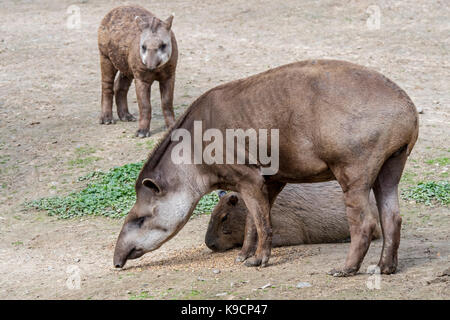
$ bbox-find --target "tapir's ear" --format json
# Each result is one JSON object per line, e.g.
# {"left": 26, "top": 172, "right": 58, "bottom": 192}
{"left": 217, "top": 190, "right": 227, "bottom": 198}
{"left": 135, "top": 16, "right": 149, "bottom": 31}
{"left": 228, "top": 194, "right": 239, "bottom": 206}
{"left": 164, "top": 14, "right": 174, "bottom": 30}
{"left": 142, "top": 178, "right": 161, "bottom": 193}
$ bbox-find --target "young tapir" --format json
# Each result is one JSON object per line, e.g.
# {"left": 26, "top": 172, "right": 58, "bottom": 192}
{"left": 113, "top": 60, "right": 419, "bottom": 276}
{"left": 98, "top": 6, "right": 177, "bottom": 137}
{"left": 205, "top": 183, "right": 381, "bottom": 252}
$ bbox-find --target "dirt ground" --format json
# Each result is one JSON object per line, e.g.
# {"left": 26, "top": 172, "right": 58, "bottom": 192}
{"left": 0, "top": 0, "right": 449, "bottom": 299}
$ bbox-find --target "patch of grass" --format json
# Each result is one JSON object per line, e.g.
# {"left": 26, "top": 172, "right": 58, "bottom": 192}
{"left": 75, "top": 146, "right": 96, "bottom": 156}
{"left": 146, "top": 139, "right": 157, "bottom": 149}
{"left": 67, "top": 156, "right": 101, "bottom": 168}
{"left": 26, "top": 161, "right": 220, "bottom": 219}
{"left": 0, "top": 155, "right": 10, "bottom": 165}
{"left": 193, "top": 192, "right": 220, "bottom": 215}
{"left": 27, "top": 162, "right": 144, "bottom": 218}
{"left": 67, "top": 146, "right": 101, "bottom": 168}
{"left": 183, "top": 289, "right": 202, "bottom": 298}
{"left": 400, "top": 171, "right": 417, "bottom": 185}
{"left": 128, "top": 291, "right": 154, "bottom": 300}
{"left": 425, "top": 157, "right": 449, "bottom": 166}
{"left": 401, "top": 181, "right": 449, "bottom": 206}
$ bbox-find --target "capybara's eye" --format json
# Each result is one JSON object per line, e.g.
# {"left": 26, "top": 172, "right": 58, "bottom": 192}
{"left": 221, "top": 214, "right": 228, "bottom": 223}
{"left": 160, "top": 43, "right": 167, "bottom": 50}
{"left": 141, "top": 44, "right": 147, "bottom": 51}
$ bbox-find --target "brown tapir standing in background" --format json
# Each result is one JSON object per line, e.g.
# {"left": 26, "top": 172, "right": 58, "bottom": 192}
{"left": 113, "top": 60, "right": 419, "bottom": 276}
{"left": 205, "top": 183, "right": 381, "bottom": 252}
{"left": 98, "top": 6, "right": 177, "bottom": 137}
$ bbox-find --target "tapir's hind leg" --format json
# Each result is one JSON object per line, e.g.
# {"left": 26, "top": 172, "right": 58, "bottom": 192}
{"left": 114, "top": 72, "right": 136, "bottom": 122}
{"left": 329, "top": 165, "right": 378, "bottom": 277}
{"left": 99, "top": 54, "right": 118, "bottom": 125}
{"left": 372, "top": 148, "right": 408, "bottom": 274}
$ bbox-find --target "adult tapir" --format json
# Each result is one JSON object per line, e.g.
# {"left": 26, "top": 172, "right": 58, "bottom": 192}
{"left": 113, "top": 60, "right": 419, "bottom": 276}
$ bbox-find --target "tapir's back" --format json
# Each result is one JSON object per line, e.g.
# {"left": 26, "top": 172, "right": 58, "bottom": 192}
{"left": 206, "top": 59, "right": 418, "bottom": 182}
{"left": 98, "top": 6, "right": 153, "bottom": 72}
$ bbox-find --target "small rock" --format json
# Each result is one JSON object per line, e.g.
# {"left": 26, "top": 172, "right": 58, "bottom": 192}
{"left": 417, "top": 106, "right": 424, "bottom": 114}
{"left": 197, "top": 277, "right": 206, "bottom": 281}
{"left": 259, "top": 283, "right": 272, "bottom": 289}
{"left": 74, "top": 258, "right": 81, "bottom": 263}
{"left": 212, "top": 269, "right": 220, "bottom": 274}
{"left": 296, "top": 282, "right": 312, "bottom": 289}
{"left": 215, "top": 292, "right": 227, "bottom": 297}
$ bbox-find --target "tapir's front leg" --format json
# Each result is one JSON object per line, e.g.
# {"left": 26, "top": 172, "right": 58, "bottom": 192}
{"left": 235, "top": 213, "right": 257, "bottom": 262}
{"left": 135, "top": 79, "right": 152, "bottom": 138}
{"left": 159, "top": 75, "right": 176, "bottom": 128}
{"left": 236, "top": 178, "right": 283, "bottom": 268}
{"left": 236, "top": 181, "right": 285, "bottom": 265}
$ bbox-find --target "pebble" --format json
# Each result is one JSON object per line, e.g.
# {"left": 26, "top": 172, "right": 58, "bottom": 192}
{"left": 215, "top": 292, "right": 227, "bottom": 297}
{"left": 74, "top": 258, "right": 81, "bottom": 263}
{"left": 259, "top": 283, "right": 272, "bottom": 289}
{"left": 296, "top": 282, "right": 312, "bottom": 289}
{"left": 212, "top": 269, "right": 220, "bottom": 274}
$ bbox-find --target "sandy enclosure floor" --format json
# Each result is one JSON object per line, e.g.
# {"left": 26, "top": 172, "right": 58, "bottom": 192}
{"left": 0, "top": 0, "right": 449, "bottom": 299}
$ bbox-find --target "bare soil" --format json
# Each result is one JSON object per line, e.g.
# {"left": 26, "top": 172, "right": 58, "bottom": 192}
{"left": 0, "top": 0, "right": 448, "bottom": 299}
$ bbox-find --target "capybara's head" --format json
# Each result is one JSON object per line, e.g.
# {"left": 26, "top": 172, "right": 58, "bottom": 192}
{"left": 205, "top": 191, "right": 248, "bottom": 252}
{"left": 134, "top": 15, "right": 174, "bottom": 70}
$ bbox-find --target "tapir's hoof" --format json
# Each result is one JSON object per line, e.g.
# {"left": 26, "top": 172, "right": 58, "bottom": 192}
{"left": 235, "top": 254, "right": 248, "bottom": 263}
{"left": 244, "top": 256, "right": 262, "bottom": 267}
{"left": 135, "top": 129, "right": 150, "bottom": 138}
{"left": 244, "top": 256, "right": 269, "bottom": 267}
{"left": 118, "top": 113, "right": 136, "bottom": 122}
{"left": 379, "top": 264, "right": 397, "bottom": 275}
{"left": 99, "top": 115, "right": 116, "bottom": 125}
{"left": 327, "top": 268, "right": 357, "bottom": 277}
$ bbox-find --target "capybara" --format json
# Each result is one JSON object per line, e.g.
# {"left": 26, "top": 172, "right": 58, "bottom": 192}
{"left": 113, "top": 60, "right": 418, "bottom": 276}
{"left": 98, "top": 6, "right": 177, "bottom": 137}
{"left": 205, "top": 182, "right": 381, "bottom": 252}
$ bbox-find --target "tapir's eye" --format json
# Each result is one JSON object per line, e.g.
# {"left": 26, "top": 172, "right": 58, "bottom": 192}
{"left": 136, "top": 217, "right": 146, "bottom": 228}
{"left": 160, "top": 43, "right": 167, "bottom": 50}
{"left": 141, "top": 44, "right": 147, "bottom": 51}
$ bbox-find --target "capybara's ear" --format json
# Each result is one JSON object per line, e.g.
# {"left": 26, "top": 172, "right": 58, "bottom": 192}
{"left": 228, "top": 194, "right": 238, "bottom": 206}
{"left": 135, "top": 16, "right": 149, "bottom": 31}
{"left": 164, "top": 14, "right": 174, "bottom": 30}
{"left": 217, "top": 190, "right": 227, "bottom": 198}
